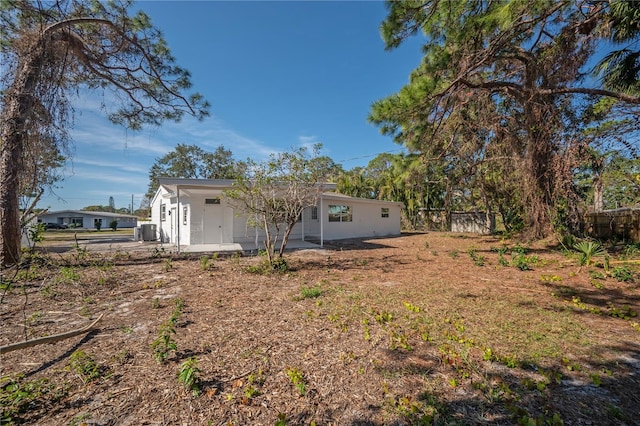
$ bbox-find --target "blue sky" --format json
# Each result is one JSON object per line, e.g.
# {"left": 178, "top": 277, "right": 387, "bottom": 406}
{"left": 36, "top": 0, "right": 425, "bottom": 212}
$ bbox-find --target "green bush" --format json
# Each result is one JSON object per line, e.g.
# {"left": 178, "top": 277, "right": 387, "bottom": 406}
{"left": 109, "top": 220, "right": 118, "bottom": 231}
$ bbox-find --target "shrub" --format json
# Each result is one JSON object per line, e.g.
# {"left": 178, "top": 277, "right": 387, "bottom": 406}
{"left": 109, "top": 220, "right": 118, "bottom": 231}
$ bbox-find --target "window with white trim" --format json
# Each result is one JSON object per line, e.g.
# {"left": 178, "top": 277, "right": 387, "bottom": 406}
{"left": 311, "top": 206, "right": 318, "bottom": 220}
{"left": 160, "top": 204, "right": 166, "bottom": 221}
{"left": 183, "top": 206, "right": 188, "bottom": 225}
{"left": 328, "top": 205, "right": 352, "bottom": 222}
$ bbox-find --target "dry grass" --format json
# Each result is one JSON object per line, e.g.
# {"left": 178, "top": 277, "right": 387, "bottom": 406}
{"left": 1, "top": 233, "right": 639, "bottom": 425}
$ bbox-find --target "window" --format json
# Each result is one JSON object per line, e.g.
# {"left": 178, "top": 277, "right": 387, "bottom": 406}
{"left": 311, "top": 206, "right": 318, "bottom": 220}
{"left": 160, "top": 204, "right": 166, "bottom": 221}
{"left": 205, "top": 198, "right": 221, "bottom": 205}
{"left": 381, "top": 208, "right": 389, "bottom": 218}
{"left": 183, "top": 206, "right": 188, "bottom": 225}
{"left": 328, "top": 205, "right": 352, "bottom": 222}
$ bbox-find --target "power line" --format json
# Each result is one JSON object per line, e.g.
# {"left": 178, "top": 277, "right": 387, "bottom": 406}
{"left": 337, "top": 148, "right": 407, "bottom": 165}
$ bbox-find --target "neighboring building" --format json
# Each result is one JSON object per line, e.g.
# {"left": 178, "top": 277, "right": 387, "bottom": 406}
{"left": 37, "top": 210, "right": 139, "bottom": 229}
{"left": 150, "top": 178, "right": 403, "bottom": 249}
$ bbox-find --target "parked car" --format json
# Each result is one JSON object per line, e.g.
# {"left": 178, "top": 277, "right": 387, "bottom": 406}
{"left": 45, "top": 223, "right": 67, "bottom": 229}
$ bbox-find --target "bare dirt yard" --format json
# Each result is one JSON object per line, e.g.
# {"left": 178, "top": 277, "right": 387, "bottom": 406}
{"left": 1, "top": 232, "right": 639, "bottom": 425}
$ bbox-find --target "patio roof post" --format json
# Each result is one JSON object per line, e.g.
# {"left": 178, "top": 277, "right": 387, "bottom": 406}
{"left": 176, "top": 186, "right": 181, "bottom": 254}
{"left": 301, "top": 206, "right": 305, "bottom": 242}
{"left": 320, "top": 192, "right": 324, "bottom": 248}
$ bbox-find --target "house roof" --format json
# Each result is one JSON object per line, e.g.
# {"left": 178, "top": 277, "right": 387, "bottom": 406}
{"left": 155, "top": 177, "right": 338, "bottom": 200}
{"left": 153, "top": 178, "right": 402, "bottom": 208}
{"left": 37, "top": 210, "right": 139, "bottom": 219}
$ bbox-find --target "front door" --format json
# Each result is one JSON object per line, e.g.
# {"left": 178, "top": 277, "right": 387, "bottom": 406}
{"left": 203, "top": 198, "right": 223, "bottom": 244}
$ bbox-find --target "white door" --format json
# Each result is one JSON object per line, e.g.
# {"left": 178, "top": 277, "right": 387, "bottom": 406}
{"left": 170, "top": 207, "right": 177, "bottom": 243}
{"left": 203, "top": 199, "right": 223, "bottom": 244}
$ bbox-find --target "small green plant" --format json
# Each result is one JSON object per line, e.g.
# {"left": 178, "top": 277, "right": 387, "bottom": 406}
{"left": 151, "top": 297, "right": 160, "bottom": 309}
{"left": 178, "top": 357, "right": 201, "bottom": 396}
{"left": 286, "top": 367, "right": 307, "bottom": 396}
{"left": 68, "top": 351, "right": 101, "bottom": 383}
{"left": 611, "top": 266, "right": 634, "bottom": 282}
{"left": 94, "top": 221, "right": 102, "bottom": 231}
{"left": 199, "top": 255, "right": 210, "bottom": 270}
{"left": 163, "top": 258, "right": 173, "bottom": 272}
{"left": 109, "top": 220, "right": 118, "bottom": 231}
{"left": 403, "top": 302, "right": 421, "bottom": 313}
{"left": 511, "top": 253, "right": 539, "bottom": 271}
{"left": 58, "top": 266, "right": 80, "bottom": 283}
{"left": 0, "top": 375, "right": 57, "bottom": 423}
{"left": 449, "top": 249, "right": 459, "bottom": 258}
{"left": 151, "top": 320, "right": 178, "bottom": 362}
{"left": 573, "top": 240, "right": 606, "bottom": 267}
{"left": 300, "top": 285, "right": 323, "bottom": 299}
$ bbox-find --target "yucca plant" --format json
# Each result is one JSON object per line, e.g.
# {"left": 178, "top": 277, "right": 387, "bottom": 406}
{"left": 573, "top": 241, "right": 606, "bottom": 267}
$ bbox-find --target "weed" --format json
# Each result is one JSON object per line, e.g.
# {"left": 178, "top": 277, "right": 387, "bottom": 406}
{"left": 120, "top": 325, "right": 133, "bottom": 334}
{"left": 589, "top": 270, "right": 606, "bottom": 280}
{"left": 247, "top": 257, "right": 289, "bottom": 274}
{"left": 622, "top": 243, "right": 640, "bottom": 260}
{"left": 57, "top": 266, "right": 79, "bottom": 284}
{"left": 275, "top": 413, "right": 287, "bottom": 426}
{"left": 373, "top": 310, "right": 393, "bottom": 324}
{"left": 467, "top": 248, "right": 486, "bottom": 266}
{"left": 607, "top": 303, "right": 637, "bottom": 320}
{"left": 299, "top": 285, "right": 323, "bottom": 299}
{"left": 424, "top": 241, "right": 430, "bottom": 249}
{"left": 492, "top": 246, "right": 509, "bottom": 255}
{"left": 540, "top": 274, "right": 562, "bottom": 283}
{"left": 151, "top": 320, "right": 178, "bottom": 362}
{"left": 612, "top": 266, "right": 634, "bottom": 282}
{"left": 449, "top": 249, "right": 459, "bottom": 259}
{"left": 163, "top": 258, "right": 173, "bottom": 272}
{"left": 403, "top": 302, "right": 421, "bottom": 313}
{"left": 68, "top": 351, "right": 102, "bottom": 383}
{"left": 512, "top": 244, "right": 528, "bottom": 255}
{"left": 178, "top": 357, "right": 201, "bottom": 397}
{"left": 26, "top": 311, "right": 42, "bottom": 326}
{"left": 150, "top": 247, "right": 165, "bottom": 258}
{"left": 511, "top": 253, "right": 539, "bottom": 271}
{"left": 286, "top": 367, "right": 307, "bottom": 396}
{"left": 69, "top": 412, "right": 91, "bottom": 426}
{"left": 200, "top": 255, "right": 210, "bottom": 270}
{"left": 151, "top": 297, "right": 160, "bottom": 309}
{"left": 0, "top": 375, "right": 60, "bottom": 423}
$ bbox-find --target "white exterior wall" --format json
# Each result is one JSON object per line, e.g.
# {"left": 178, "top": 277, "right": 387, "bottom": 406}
{"left": 318, "top": 198, "right": 402, "bottom": 240}
{"left": 151, "top": 183, "right": 402, "bottom": 246}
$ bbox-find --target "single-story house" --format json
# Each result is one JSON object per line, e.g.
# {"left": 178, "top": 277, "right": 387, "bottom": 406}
{"left": 150, "top": 178, "right": 403, "bottom": 251}
{"left": 37, "top": 210, "right": 139, "bottom": 229}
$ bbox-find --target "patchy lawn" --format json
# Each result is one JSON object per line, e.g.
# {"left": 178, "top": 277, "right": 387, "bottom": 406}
{"left": 1, "top": 233, "right": 639, "bottom": 425}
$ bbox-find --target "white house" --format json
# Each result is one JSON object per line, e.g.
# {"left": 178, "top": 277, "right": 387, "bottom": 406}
{"left": 150, "top": 178, "right": 403, "bottom": 251}
{"left": 37, "top": 210, "right": 139, "bottom": 229}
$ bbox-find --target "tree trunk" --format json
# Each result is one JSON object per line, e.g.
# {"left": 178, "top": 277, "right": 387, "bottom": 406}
{"left": 593, "top": 175, "right": 604, "bottom": 212}
{"left": 0, "top": 39, "right": 46, "bottom": 267}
